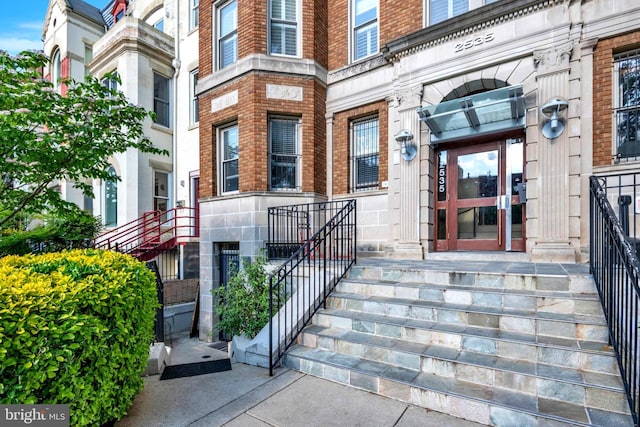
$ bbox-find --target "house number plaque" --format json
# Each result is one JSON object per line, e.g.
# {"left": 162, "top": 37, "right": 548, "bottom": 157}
{"left": 454, "top": 33, "right": 495, "bottom": 53}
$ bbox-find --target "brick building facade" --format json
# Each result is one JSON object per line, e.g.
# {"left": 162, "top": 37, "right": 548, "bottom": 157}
{"left": 195, "top": 0, "right": 640, "bottom": 339}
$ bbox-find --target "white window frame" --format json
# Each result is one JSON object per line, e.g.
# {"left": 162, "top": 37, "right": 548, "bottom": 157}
{"left": 613, "top": 49, "right": 640, "bottom": 159}
{"left": 351, "top": 0, "right": 379, "bottom": 62}
{"left": 51, "top": 49, "right": 61, "bottom": 89}
{"left": 425, "top": 0, "right": 469, "bottom": 27}
{"left": 153, "top": 72, "right": 171, "bottom": 128}
{"left": 190, "top": 0, "right": 199, "bottom": 30}
{"left": 190, "top": 69, "right": 199, "bottom": 125}
{"left": 268, "top": 117, "right": 301, "bottom": 191}
{"left": 154, "top": 170, "right": 170, "bottom": 212}
{"left": 350, "top": 116, "right": 379, "bottom": 192}
{"left": 215, "top": 0, "right": 238, "bottom": 70}
{"left": 268, "top": 0, "right": 300, "bottom": 57}
{"left": 219, "top": 124, "right": 239, "bottom": 194}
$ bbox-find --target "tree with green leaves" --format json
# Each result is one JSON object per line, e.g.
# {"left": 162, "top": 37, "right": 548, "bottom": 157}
{"left": 0, "top": 50, "right": 167, "bottom": 231}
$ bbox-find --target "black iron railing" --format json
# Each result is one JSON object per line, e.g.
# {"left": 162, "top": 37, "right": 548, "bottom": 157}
{"left": 590, "top": 175, "right": 640, "bottom": 425}
{"left": 268, "top": 199, "right": 356, "bottom": 375}
{"left": 267, "top": 200, "right": 354, "bottom": 260}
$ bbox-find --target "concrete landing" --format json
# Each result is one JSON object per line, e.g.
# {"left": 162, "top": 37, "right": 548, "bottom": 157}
{"left": 119, "top": 336, "right": 483, "bottom": 426}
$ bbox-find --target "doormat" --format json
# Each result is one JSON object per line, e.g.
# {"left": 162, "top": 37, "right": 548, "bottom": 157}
{"left": 160, "top": 359, "right": 231, "bottom": 380}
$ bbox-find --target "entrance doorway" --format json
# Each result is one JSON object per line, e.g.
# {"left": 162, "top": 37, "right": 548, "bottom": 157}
{"left": 435, "top": 137, "right": 525, "bottom": 251}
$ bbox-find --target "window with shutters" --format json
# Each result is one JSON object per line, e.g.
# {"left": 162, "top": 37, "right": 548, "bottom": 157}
{"left": 269, "top": 118, "right": 300, "bottom": 191}
{"left": 269, "top": 0, "right": 298, "bottom": 56}
{"left": 350, "top": 116, "right": 379, "bottom": 192}
{"left": 219, "top": 124, "right": 239, "bottom": 193}
{"left": 352, "top": 0, "right": 378, "bottom": 62}
{"left": 428, "top": 0, "right": 468, "bottom": 26}
{"left": 217, "top": 0, "right": 238, "bottom": 70}
{"left": 614, "top": 49, "right": 640, "bottom": 159}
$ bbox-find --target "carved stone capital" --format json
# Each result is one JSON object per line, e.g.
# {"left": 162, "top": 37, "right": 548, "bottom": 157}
{"left": 533, "top": 41, "right": 574, "bottom": 75}
{"left": 393, "top": 86, "right": 423, "bottom": 110}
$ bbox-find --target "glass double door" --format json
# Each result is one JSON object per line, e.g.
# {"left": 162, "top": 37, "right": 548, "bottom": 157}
{"left": 435, "top": 138, "right": 525, "bottom": 252}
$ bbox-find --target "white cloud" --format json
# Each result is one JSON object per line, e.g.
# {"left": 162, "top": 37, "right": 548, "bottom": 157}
{"left": 18, "top": 22, "right": 44, "bottom": 31}
{"left": 0, "top": 37, "right": 43, "bottom": 55}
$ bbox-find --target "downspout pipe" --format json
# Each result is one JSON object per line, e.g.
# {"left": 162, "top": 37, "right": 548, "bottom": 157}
{"left": 171, "top": 0, "right": 181, "bottom": 278}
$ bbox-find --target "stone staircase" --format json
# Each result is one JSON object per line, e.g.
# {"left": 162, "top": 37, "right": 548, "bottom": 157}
{"left": 282, "top": 258, "right": 634, "bottom": 426}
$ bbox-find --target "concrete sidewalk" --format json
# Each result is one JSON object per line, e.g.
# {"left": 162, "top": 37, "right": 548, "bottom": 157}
{"left": 116, "top": 337, "right": 483, "bottom": 427}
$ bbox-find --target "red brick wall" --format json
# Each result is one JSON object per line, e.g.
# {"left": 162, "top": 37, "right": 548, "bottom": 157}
{"left": 328, "top": 0, "right": 422, "bottom": 71}
{"left": 332, "top": 100, "right": 388, "bottom": 195}
{"left": 198, "top": 0, "right": 329, "bottom": 199}
{"left": 199, "top": 75, "right": 326, "bottom": 198}
{"left": 593, "top": 31, "right": 640, "bottom": 166}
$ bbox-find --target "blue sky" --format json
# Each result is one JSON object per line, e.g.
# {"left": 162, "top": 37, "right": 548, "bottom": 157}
{"left": 0, "top": 0, "right": 105, "bottom": 55}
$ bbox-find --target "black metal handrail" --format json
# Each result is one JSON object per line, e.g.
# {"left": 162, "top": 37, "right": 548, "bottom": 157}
{"left": 268, "top": 199, "right": 356, "bottom": 375}
{"left": 267, "top": 200, "right": 354, "bottom": 260}
{"left": 590, "top": 175, "right": 640, "bottom": 426}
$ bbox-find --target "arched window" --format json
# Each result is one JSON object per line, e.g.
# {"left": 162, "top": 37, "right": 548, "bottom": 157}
{"left": 52, "top": 49, "right": 61, "bottom": 89}
{"left": 104, "top": 166, "right": 118, "bottom": 226}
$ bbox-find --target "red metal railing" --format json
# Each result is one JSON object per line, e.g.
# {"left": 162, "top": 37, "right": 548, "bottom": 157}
{"left": 93, "top": 207, "right": 198, "bottom": 261}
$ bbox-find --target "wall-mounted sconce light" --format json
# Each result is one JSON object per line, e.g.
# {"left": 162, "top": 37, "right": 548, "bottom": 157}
{"left": 540, "top": 98, "right": 569, "bottom": 139}
{"left": 394, "top": 129, "right": 417, "bottom": 161}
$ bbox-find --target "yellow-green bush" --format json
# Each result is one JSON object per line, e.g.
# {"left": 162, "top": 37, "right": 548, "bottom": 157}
{"left": 0, "top": 249, "right": 158, "bottom": 426}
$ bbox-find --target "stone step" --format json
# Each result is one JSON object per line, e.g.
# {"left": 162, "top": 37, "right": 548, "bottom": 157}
{"left": 283, "top": 345, "right": 634, "bottom": 426}
{"left": 348, "top": 264, "right": 594, "bottom": 293}
{"left": 313, "top": 308, "right": 618, "bottom": 374}
{"left": 298, "top": 325, "right": 626, "bottom": 403}
{"left": 337, "top": 278, "right": 602, "bottom": 317}
{"left": 326, "top": 292, "right": 610, "bottom": 343}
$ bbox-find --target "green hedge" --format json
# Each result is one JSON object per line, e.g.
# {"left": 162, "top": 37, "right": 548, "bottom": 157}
{"left": 0, "top": 249, "right": 158, "bottom": 426}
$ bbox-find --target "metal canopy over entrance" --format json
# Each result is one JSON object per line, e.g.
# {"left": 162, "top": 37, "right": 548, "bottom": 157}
{"left": 417, "top": 85, "right": 526, "bottom": 144}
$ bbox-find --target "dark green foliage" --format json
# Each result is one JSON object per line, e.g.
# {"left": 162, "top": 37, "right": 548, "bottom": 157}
{"left": 0, "top": 210, "right": 101, "bottom": 257}
{"left": 0, "top": 250, "right": 158, "bottom": 426}
{"left": 212, "top": 253, "right": 272, "bottom": 339}
{"left": 0, "top": 50, "right": 166, "bottom": 229}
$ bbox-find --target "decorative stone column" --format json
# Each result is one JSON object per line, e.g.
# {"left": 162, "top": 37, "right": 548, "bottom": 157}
{"left": 390, "top": 85, "right": 424, "bottom": 259}
{"left": 530, "top": 41, "right": 576, "bottom": 262}
{"left": 326, "top": 113, "right": 334, "bottom": 200}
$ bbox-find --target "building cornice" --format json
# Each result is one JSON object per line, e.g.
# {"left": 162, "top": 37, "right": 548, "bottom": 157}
{"left": 382, "top": 0, "right": 567, "bottom": 63}
{"left": 197, "top": 54, "right": 328, "bottom": 97}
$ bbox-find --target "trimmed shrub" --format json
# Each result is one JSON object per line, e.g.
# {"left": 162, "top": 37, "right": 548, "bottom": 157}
{"left": 0, "top": 249, "right": 158, "bottom": 426}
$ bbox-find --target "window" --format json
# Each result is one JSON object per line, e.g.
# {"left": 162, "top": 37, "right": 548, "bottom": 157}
{"left": 104, "top": 166, "right": 118, "bottom": 226}
{"left": 615, "top": 49, "right": 640, "bottom": 158}
{"left": 269, "top": 118, "right": 300, "bottom": 190}
{"left": 154, "top": 171, "right": 169, "bottom": 212}
{"left": 350, "top": 116, "right": 379, "bottom": 192}
{"left": 269, "top": 0, "right": 298, "bottom": 56}
{"left": 154, "top": 72, "right": 171, "bottom": 127}
{"left": 154, "top": 18, "right": 164, "bottom": 32}
{"left": 102, "top": 73, "right": 118, "bottom": 92}
{"left": 190, "top": 69, "right": 199, "bottom": 124}
{"left": 190, "top": 0, "right": 199, "bottom": 30}
{"left": 220, "top": 125, "right": 239, "bottom": 193}
{"left": 84, "top": 44, "right": 93, "bottom": 76}
{"left": 217, "top": 0, "right": 238, "bottom": 69}
{"left": 352, "top": 0, "right": 378, "bottom": 61}
{"left": 428, "top": 0, "right": 468, "bottom": 26}
{"left": 51, "top": 49, "right": 61, "bottom": 89}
